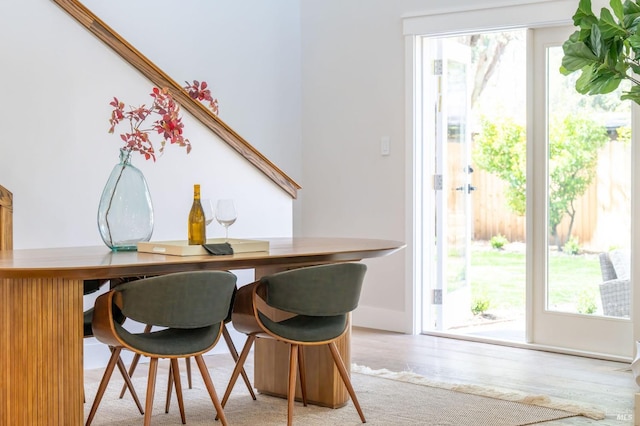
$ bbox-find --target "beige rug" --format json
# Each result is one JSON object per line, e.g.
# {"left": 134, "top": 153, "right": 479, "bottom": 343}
{"left": 83, "top": 355, "right": 603, "bottom": 425}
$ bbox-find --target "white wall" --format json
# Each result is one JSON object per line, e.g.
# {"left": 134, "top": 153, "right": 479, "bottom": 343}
{"left": 298, "top": 0, "right": 590, "bottom": 333}
{"left": 0, "top": 0, "right": 296, "bottom": 368}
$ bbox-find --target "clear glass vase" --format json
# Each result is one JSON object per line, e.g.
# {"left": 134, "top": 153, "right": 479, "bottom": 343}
{"left": 97, "top": 149, "right": 154, "bottom": 251}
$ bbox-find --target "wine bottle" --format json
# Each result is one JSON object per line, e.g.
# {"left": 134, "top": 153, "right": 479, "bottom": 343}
{"left": 188, "top": 184, "right": 206, "bottom": 245}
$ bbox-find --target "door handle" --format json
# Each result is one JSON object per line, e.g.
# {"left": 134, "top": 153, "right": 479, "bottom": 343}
{"left": 455, "top": 184, "right": 476, "bottom": 193}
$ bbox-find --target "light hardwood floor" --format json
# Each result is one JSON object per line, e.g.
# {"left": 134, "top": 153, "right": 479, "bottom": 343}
{"left": 350, "top": 327, "right": 635, "bottom": 425}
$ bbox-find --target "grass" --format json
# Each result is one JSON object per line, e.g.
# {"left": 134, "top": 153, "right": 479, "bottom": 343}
{"left": 465, "top": 245, "right": 602, "bottom": 315}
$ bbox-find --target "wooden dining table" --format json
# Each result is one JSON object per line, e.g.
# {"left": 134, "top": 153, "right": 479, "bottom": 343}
{"left": 0, "top": 237, "right": 404, "bottom": 425}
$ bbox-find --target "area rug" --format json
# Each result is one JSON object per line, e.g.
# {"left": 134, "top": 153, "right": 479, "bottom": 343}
{"left": 83, "top": 356, "right": 603, "bottom": 425}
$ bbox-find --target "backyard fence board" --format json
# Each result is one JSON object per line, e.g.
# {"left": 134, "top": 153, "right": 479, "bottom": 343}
{"left": 449, "top": 140, "right": 630, "bottom": 251}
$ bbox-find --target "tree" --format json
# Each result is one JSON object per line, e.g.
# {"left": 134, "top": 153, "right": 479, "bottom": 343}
{"left": 461, "top": 33, "right": 516, "bottom": 108}
{"left": 473, "top": 115, "right": 609, "bottom": 249}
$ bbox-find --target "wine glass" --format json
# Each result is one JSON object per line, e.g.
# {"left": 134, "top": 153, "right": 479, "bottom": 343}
{"left": 202, "top": 198, "right": 215, "bottom": 227}
{"left": 215, "top": 199, "right": 237, "bottom": 241}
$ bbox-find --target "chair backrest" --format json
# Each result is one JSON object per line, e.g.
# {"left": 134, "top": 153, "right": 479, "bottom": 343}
{"left": 599, "top": 252, "right": 617, "bottom": 281}
{"left": 0, "top": 185, "right": 13, "bottom": 250}
{"left": 260, "top": 263, "right": 367, "bottom": 316}
{"left": 115, "top": 271, "right": 236, "bottom": 328}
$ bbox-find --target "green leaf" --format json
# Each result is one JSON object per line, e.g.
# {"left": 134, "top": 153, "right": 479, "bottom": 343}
{"left": 574, "top": 0, "right": 598, "bottom": 28}
{"left": 621, "top": 1, "right": 640, "bottom": 29}
{"left": 628, "top": 32, "right": 640, "bottom": 48}
{"left": 620, "top": 92, "right": 640, "bottom": 104}
{"left": 587, "top": 71, "right": 623, "bottom": 94}
{"left": 575, "top": 65, "right": 596, "bottom": 93}
{"left": 590, "top": 23, "right": 604, "bottom": 57}
{"left": 623, "top": 0, "right": 640, "bottom": 16}
{"left": 623, "top": 12, "right": 640, "bottom": 29}
{"left": 598, "top": 7, "right": 627, "bottom": 38}
{"left": 611, "top": 0, "right": 625, "bottom": 21}
{"left": 562, "top": 41, "right": 600, "bottom": 71}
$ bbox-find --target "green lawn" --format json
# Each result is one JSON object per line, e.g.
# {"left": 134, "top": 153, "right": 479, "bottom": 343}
{"left": 467, "top": 246, "right": 602, "bottom": 315}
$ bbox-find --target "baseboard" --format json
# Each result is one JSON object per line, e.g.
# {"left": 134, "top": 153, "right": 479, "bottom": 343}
{"left": 352, "top": 304, "right": 411, "bottom": 334}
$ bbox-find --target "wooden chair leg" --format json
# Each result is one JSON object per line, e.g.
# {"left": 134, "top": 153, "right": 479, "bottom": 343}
{"left": 165, "top": 362, "right": 174, "bottom": 413}
{"left": 170, "top": 359, "right": 186, "bottom": 424}
{"left": 116, "top": 353, "right": 144, "bottom": 414}
{"left": 144, "top": 358, "right": 159, "bottom": 426}
{"left": 221, "top": 334, "right": 256, "bottom": 407}
{"left": 195, "top": 354, "right": 228, "bottom": 426}
{"left": 328, "top": 341, "right": 366, "bottom": 423}
{"left": 85, "top": 347, "right": 122, "bottom": 426}
{"left": 119, "top": 324, "right": 152, "bottom": 399}
{"left": 297, "top": 345, "right": 307, "bottom": 406}
{"left": 119, "top": 352, "right": 141, "bottom": 398}
{"left": 185, "top": 357, "right": 192, "bottom": 389}
{"left": 222, "top": 324, "right": 256, "bottom": 399}
{"left": 287, "top": 344, "right": 299, "bottom": 426}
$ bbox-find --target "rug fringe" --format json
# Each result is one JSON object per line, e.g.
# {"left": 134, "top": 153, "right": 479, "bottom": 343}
{"left": 351, "top": 364, "right": 605, "bottom": 420}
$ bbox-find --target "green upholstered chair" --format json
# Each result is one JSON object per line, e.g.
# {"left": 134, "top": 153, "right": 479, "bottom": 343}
{"left": 120, "top": 285, "right": 257, "bottom": 414}
{"left": 162, "top": 285, "right": 256, "bottom": 414}
{"left": 221, "top": 263, "right": 368, "bottom": 426}
{"left": 85, "top": 271, "right": 236, "bottom": 426}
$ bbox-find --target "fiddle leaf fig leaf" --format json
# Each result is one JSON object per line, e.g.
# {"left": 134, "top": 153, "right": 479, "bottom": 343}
{"left": 575, "top": 65, "right": 596, "bottom": 94}
{"left": 611, "top": 0, "right": 624, "bottom": 22}
{"left": 562, "top": 41, "right": 600, "bottom": 71}
{"left": 588, "top": 71, "right": 623, "bottom": 94}
{"left": 623, "top": 0, "right": 640, "bottom": 16}
{"left": 628, "top": 32, "right": 640, "bottom": 48}
{"left": 574, "top": 0, "right": 598, "bottom": 29}
{"left": 599, "top": 7, "right": 626, "bottom": 38}
{"left": 621, "top": 84, "right": 640, "bottom": 102}
{"left": 590, "top": 23, "right": 604, "bottom": 57}
{"left": 623, "top": 1, "right": 640, "bottom": 28}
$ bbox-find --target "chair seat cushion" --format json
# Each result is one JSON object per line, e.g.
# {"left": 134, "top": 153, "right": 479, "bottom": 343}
{"left": 115, "top": 323, "right": 222, "bottom": 356}
{"left": 258, "top": 313, "right": 347, "bottom": 342}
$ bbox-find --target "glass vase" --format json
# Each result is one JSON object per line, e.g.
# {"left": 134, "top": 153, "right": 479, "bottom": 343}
{"left": 97, "top": 149, "right": 154, "bottom": 251}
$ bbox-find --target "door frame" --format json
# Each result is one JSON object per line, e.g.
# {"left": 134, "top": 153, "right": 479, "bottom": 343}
{"left": 404, "top": 0, "right": 638, "bottom": 362}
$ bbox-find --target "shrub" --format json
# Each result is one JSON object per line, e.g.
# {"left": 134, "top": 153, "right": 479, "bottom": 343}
{"left": 563, "top": 236, "right": 580, "bottom": 255}
{"left": 577, "top": 289, "right": 597, "bottom": 315}
{"left": 490, "top": 234, "right": 508, "bottom": 250}
{"left": 471, "top": 298, "right": 490, "bottom": 315}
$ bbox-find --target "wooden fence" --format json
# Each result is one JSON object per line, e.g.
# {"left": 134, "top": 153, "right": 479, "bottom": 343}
{"left": 450, "top": 140, "right": 631, "bottom": 251}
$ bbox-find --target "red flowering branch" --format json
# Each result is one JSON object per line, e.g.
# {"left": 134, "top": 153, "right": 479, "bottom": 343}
{"left": 108, "top": 80, "right": 219, "bottom": 161}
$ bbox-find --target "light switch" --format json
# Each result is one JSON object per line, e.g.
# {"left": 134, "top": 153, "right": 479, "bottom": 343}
{"left": 381, "top": 136, "right": 390, "bottom": 156}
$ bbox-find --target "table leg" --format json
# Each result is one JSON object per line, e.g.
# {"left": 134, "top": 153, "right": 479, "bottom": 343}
{"left": 1, "top": 277, "right": 83, "bottom": 425}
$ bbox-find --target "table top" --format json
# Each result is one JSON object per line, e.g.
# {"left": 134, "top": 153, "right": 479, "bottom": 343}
{"left": 0, "top": 237, "right": 405, "bottom": 279}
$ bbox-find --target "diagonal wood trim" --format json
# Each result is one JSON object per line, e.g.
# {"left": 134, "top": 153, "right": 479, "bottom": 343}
{"left": 0, "top": 185, "right": 13, "bottom": 250}
{"left": 51, "top": 0, "right": 301, "bottom": 199}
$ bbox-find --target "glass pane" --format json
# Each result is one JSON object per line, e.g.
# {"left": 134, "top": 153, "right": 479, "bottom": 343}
{"left": 546, "top": 46, "right": 631, "bottom": 318}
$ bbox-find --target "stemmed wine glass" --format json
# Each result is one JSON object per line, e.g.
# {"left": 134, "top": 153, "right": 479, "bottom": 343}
{"left": 202, "top": 198, "right": 215, "bottom": 227}
{"left": 215, "top": 199, "right": 237, "bottom": 242}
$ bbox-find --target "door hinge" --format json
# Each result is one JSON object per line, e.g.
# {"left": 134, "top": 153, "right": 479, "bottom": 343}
{"left": 433, "top": 59, "right": 443, "bottom": 76}
{"left": 432, "top": 289, "right": 442, "bottom": 305}
{"left": 433, "top": 174, "right": 443, "bottom": 190}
